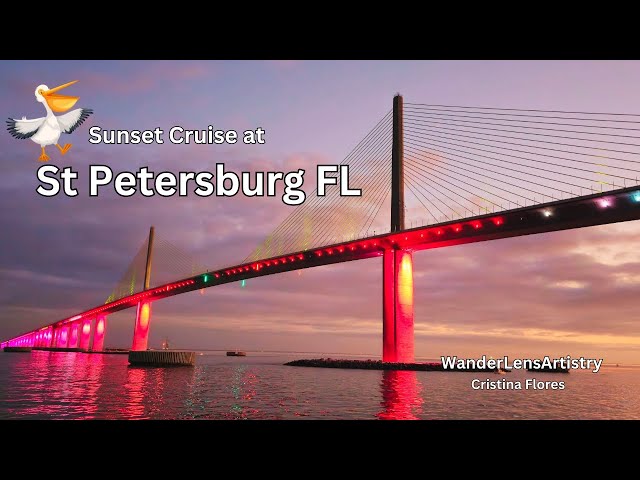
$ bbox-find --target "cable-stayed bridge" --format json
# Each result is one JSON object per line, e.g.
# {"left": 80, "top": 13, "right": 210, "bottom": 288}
{"left": 4, "top": 96, "right": 640, "bottom": 362}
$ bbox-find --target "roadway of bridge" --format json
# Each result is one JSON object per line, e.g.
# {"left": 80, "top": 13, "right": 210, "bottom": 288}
{"left": 5, "top": 185, "right": 640, "bottom": 342}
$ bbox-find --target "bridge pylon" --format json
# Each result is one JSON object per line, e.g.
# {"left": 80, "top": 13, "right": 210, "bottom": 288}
{"left": 131, "top": 226, "right": 155, "bottom": 351}
{"left": 383, "top": 94, "right": 414, "bottom": 362}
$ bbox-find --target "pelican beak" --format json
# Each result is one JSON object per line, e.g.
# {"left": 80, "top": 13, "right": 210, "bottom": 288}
{"left": 43, "top": 80, "right": 80, "bottom": 112}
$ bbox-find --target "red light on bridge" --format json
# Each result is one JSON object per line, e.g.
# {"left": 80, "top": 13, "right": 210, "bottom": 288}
{"left": 245, "top": 266, "right": 250, "bottom": 271}
{"left": 266, "top": 261, "right": 271, "bottom": 266}
{"left": 316, "top": 251, "right": 323, "bottom": 257}
{"left": 215, "top": 273, "right": 220, "bottom": 278}
{"left": 338, "top": 247, "right": 344, "bottom": 253}
{"left": 298, "top": 254, "right": 304, "bottom": 260}
{"left": 274, "top": 260, "right": 279, "bottom": 264}
{"left": 139, "top": 303, "right": 150, "bottom": 328}
{"left": 327, "top": 249, "right": 333, "bottom": 255}
{"left": 492, "top": 217, "right": 504, "bottom": 226}
{"left": 454, "top": 225, "right": 461, "bottom": 232}
{"left": 350, "top": 246, "right": 355, "bottom": 251}
{"left": 373, "top": 242, "right": 377, "bottom": 246}
{"left": 290, "top": 256, "right": 295, "bottom": 262}
{"left": 598, "top": 198, "right": 612, "bottom": 208}
{"left": 436, "top": 229, "right": 443, "bottom": 235}
{"left": 473, "top": 221, "right": 482, "bottom": 229}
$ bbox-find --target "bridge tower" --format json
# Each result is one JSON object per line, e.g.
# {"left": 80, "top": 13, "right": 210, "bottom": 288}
{"left": 131, "top": 226, "right": 154, "bottom": 351}
{"left": 383, "top": 94, "right": 414, "bottom": 362}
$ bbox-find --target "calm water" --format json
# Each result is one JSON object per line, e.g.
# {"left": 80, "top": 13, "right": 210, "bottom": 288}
{"left": 1, "top": 350, "right": 639, "bottom": 419}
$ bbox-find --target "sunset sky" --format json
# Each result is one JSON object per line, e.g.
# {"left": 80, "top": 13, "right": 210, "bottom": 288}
{"left": 2, "top": 60, "right": 640, "bottom": 363}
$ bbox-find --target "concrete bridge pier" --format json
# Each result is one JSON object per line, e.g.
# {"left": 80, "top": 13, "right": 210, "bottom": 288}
{"left": 131, "top": 301, "right": 152, "bottom": 351}
{"left": 92, "top": 315, "right": 107, "bottom": 351}
{"left": 383, "top": 249, "right": 415, "bottom": 362}
{"left": 58, "top": 325, "right": 69, "bottom": 348}
{"left": 79, "top": 319, "right": 92, "bottom": 350}
{"left": 68, "top": 322, "right": 79, "bottom": 349}
{"left": 131, "top": 226, "right": 154, "bottom": 352}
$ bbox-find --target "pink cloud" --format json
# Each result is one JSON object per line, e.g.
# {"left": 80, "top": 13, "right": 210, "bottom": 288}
{"left": 267, "top": 60, "right": 301, "bottom": 69}
{"left": 78, "top": 61, "right": 211, "bottom": 95}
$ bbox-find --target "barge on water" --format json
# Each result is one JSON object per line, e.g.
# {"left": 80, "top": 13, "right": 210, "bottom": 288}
{"left": 226, "top": 351, "right": 247, "bottom": 357}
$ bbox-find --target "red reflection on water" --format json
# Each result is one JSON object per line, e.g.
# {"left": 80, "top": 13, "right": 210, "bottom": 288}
{"left": 123, "top": 366, "right": 181, "bottom": 419}
{"left": 122, "top": 367, "right": 148, "bottom": 418}
{"left": 4, "top": 353, "right": 187, "bottom": 419}
{"left": 377, "top": 370, "right": 424, "bottom": 420}
{"left": 5, "top": 351, "right": 105, "bottom": 419}
{"left": 228, "top": 366, "right": 261, "bottom": 418}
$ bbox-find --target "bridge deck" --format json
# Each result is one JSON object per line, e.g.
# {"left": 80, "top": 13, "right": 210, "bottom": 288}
{"left": 3, "top": 186, "right": 640, "bottom": 345}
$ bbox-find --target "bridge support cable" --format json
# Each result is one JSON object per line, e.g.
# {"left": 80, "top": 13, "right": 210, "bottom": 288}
{"left": 245, "top": 110, "right": 394, "bottom": 262}
{"left": 402, "top": 103, "right": 640, "bottom": 225}
{"left": 105, "top": 231, "right": 210, "bottom": 304}
{"left": 250, "top": 114, "right": 391, "bottom": 258}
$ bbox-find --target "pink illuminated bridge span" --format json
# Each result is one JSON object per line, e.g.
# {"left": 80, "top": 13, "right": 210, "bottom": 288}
{"left": 3, "top": 186, "right": 640, "bottom": 358}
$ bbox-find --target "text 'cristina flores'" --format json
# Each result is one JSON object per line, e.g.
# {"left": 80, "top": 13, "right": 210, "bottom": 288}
{"left": 36, "top": 165, "right": 362, "bottom": 206}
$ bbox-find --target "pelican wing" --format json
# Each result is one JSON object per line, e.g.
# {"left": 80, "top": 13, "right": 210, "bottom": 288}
{"left": 6, "top": 116, "right": 45, "bottom": 139}
{"left": 57, "top": 108, "right": 93, "bottom": 134}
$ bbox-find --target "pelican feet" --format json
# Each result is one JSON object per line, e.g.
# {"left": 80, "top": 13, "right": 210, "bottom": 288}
{"left": 56, "top": 143, "right": 72, "bottom": 155}
{"left": 39, "top": 147, "right": 49, "bottom": 162}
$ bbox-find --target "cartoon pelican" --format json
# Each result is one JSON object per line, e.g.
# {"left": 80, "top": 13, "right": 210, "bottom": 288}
{"left": 6, "top": 80, "right": 92, "bottom": 161}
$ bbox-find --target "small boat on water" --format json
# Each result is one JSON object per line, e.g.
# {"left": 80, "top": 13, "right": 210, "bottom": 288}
{"left": 227, "top": 350, "right": 247, "bottom": 357}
